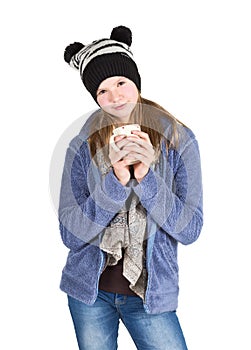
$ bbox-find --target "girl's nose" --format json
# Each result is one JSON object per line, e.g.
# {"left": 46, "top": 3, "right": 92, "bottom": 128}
{"left": 110, "top": 89, "right": 121, "bottom": 102}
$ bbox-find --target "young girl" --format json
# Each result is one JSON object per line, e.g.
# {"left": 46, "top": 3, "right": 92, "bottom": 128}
{"left": 59, "top": 25, "right": 203, "bottom": 350}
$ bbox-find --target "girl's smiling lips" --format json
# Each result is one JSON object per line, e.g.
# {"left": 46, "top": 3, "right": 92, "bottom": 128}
{"left": 113, "top": 103, "right": 126, "bottom": 110}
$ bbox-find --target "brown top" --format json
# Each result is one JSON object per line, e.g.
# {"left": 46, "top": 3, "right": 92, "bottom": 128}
{"left": 98, "top": 256, "right": 137, "bottom": 296}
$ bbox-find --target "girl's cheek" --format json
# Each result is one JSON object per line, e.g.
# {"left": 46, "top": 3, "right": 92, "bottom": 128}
{"left": 122, "top": 86, "right": 138, "bottom": 101}
{"left": 97, "top": 96, "right": 106, "bottom": 107}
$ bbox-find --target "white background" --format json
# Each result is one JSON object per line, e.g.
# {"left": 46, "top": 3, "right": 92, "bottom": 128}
{"left": 1, "top": 0, "right": 250, "bottom": 349}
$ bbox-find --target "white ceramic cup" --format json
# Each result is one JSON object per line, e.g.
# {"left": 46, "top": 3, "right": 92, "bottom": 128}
{"left": 110, "top": 124, "right": 141, "bottom": 149}
{"left": 112, "top": 124, "right": 141, "bottom": 137}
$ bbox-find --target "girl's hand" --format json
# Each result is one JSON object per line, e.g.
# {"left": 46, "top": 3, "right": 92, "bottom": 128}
{"left": 109, "top": 135, "right": 136, "bottom": 186}
{"left": 123, "top": 131, "right": 155, "bottom": 182}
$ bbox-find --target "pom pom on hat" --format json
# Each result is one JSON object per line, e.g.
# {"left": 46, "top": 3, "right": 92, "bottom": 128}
{"left": 110, "top": 26, "right": 132, "bottom": 46}
{"left": 64, "top": 42, "right": 84, "bottom": 63}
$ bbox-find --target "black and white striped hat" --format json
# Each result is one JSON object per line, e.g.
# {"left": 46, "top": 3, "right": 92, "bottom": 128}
{"left": 64, "top": 26, "right": 141, "bottom": 102}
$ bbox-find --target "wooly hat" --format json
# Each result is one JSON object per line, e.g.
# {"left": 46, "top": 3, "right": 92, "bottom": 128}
{"left": 64, "top": 26, "right": 141, "bottom": 102}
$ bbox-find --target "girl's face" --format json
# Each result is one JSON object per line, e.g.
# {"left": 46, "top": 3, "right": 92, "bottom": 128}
{"left": 96, "top": 76, "right": 139, "bottom": 123}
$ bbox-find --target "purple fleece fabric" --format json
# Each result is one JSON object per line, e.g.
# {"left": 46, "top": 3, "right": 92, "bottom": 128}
{"left": 58, "top": 113, "right": 203, "bottom": 314}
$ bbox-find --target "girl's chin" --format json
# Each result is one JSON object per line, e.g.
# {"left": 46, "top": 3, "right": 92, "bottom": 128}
{"left": 110, "top": 111, "right": 131, "bottom": 121}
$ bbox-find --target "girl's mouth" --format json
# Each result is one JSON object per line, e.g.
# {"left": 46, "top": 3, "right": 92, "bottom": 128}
{"left": 114, "top": 103, "right": 126, "bottom": 110}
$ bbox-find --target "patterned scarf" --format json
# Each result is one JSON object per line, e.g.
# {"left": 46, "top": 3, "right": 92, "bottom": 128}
{"left": 95, "top": 150, "right": 148, "bottom": 299}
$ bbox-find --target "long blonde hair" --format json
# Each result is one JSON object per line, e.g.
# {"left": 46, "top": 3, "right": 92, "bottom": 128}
{"left": 88, "top": 95, "right": 184, "bottom": 158}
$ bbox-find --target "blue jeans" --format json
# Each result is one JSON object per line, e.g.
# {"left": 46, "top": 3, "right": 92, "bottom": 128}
{"left": 68, "top": 290, "right": 188, "bottom": 350}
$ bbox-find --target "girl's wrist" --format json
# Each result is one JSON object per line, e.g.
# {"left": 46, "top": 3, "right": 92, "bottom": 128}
{"left": 134, "top": 168, "right": 149, "bottom": 183}
{"left": 135, "top": 176, "right": 144, "bottom": 183}
{"left": 113, "top": 169, "right": 130, "bottom": 186}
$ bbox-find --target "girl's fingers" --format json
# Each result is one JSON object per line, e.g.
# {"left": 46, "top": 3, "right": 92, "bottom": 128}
{"left": 109, "top": 131, "right": 154, "bottom": 167}
{"left": 131, "top": 130, "right": 151, "bottom": 142}
{"left": 127, "top": 132, "right": 153, "bottom": 148}
{"left": 125, "top": 139, "right": 154, "bottom": 155}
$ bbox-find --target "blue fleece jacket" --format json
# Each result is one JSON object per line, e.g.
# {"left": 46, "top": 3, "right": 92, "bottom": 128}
{"left": 58, "top": 112, "right": 203, "bottom": 314}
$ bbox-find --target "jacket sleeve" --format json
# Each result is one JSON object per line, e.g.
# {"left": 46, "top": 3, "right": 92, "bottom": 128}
{"left": 58, "top": 137, "right": 131, "bottom": 250}
{"left": 133, "top": 128, "right": 203, "bottom": 245}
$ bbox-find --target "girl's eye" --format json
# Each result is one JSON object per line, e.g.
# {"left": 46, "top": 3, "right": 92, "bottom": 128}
{"left": 118, "top": 81, "right": 126, "bottom": 86}
{"left": 97, "top": 89, "right": 106, "bottom": 96}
